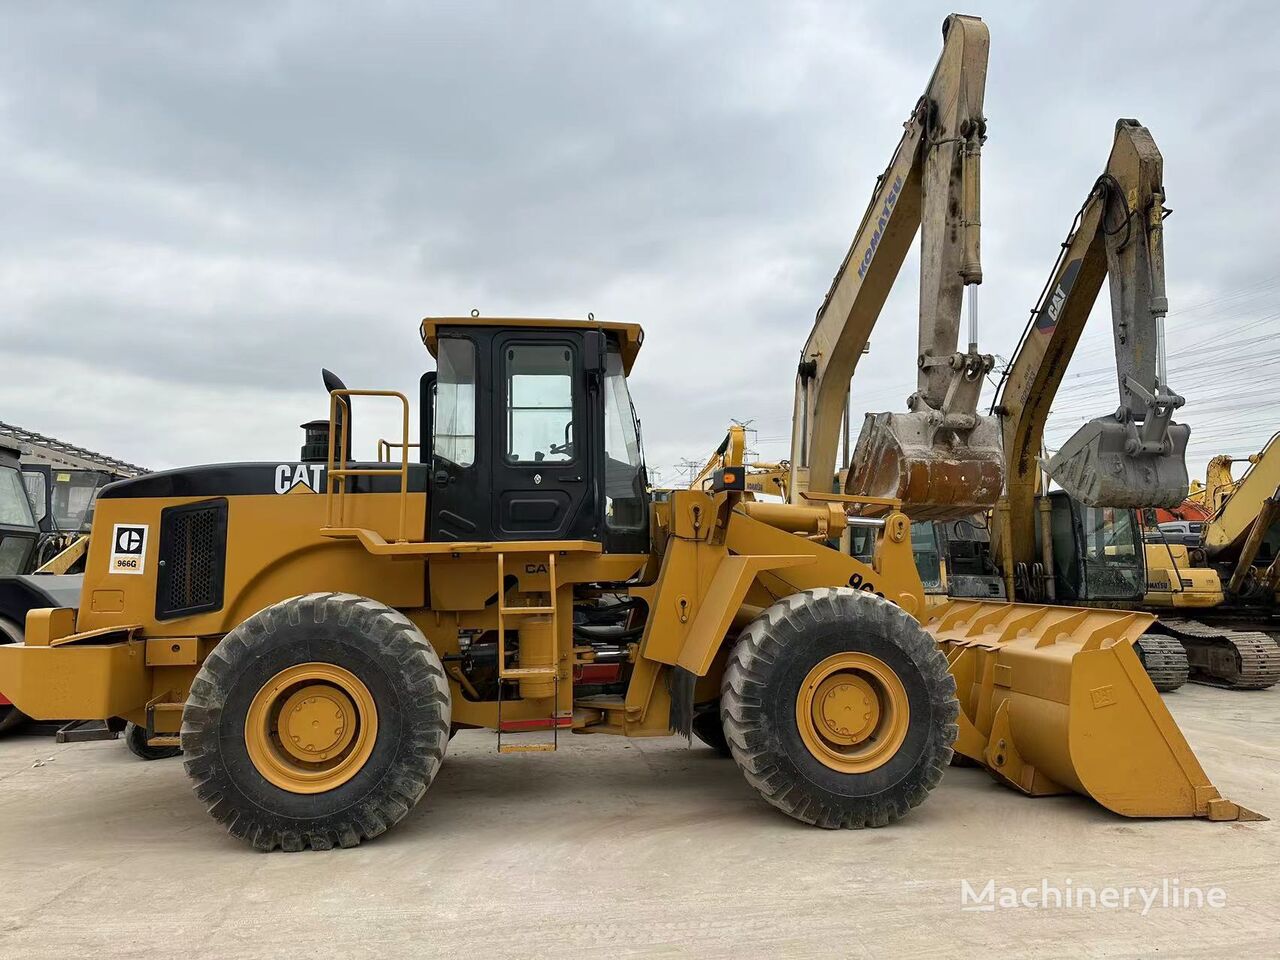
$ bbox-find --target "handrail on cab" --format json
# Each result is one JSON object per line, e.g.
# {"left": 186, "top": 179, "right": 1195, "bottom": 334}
{"left": 324, "top": 389, "right": 412, "bottom": 544}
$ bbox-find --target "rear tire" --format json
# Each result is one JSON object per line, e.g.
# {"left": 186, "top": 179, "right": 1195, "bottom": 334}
{"left": 182, "top": 593, "right": 451, "bottom": 851}
{"left": 721, "top": 588, "right": 958, "bottom": 828}
{"left": 691, "top": 705, "right": 732, "bottom": 757}
{"left": 124, "top": 722, "right": 182, "bottom": 760}
{"left": 0, "top": 615, "right": 29, "bottom": 736}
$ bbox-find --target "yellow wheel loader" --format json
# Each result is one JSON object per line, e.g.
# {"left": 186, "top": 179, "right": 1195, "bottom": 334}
{"left": 0, "top": 315, "right": 1260, "bottom": 850}
{"left": 0, "top": 14, "right": 1259, "bottom": 852}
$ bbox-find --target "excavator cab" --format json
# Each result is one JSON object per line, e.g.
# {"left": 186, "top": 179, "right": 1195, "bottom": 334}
{"left": 1043, "top": 491, "right": 1147, "bottom": 604}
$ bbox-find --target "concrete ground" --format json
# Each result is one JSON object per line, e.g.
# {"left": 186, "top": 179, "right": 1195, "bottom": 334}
{"left": 0, "top": 685, "right": 1276, "bottom": 960}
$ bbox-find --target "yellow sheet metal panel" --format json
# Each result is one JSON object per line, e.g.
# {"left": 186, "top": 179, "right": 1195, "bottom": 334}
{"left": 0, "top": 640, "right": 149, "bottom": 720}
{"left": 145, "top": 637, "right": 199, "bottom": 666}
{"left": 23, "top": 607, "right": 76, "bottom": 646}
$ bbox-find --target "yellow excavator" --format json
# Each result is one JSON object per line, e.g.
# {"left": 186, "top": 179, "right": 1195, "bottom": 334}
{"left": 0, "top": 15, "right": 1259, "bottom": 853}
{"left": 791, "top": 13, "right": 1003, "bottom": 521}
{"left": 981, "top": 118, "right": 1199, "bottom": 690}
{"left": 915, "top": 117, "right": 1275, "bottom": 690}
{"left": 1130, "top": 436, "right": 1280, "bottom": 687}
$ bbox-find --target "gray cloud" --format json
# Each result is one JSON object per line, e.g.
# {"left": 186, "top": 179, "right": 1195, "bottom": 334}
{"left": 2, "top": 1, "right": 1278, "bottom": 487}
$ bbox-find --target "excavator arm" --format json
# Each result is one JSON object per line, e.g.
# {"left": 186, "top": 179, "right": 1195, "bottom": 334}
{"left": 1200, "top": 431, "right": 1280, "bottom": 597}
{"left": 993, "top": 119, "right": 1190, "bottom": 573}
{"left": 790, "top": 14, "right": 1002, "bottom": 518}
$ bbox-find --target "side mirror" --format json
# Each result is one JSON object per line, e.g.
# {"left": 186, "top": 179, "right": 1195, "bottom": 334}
{"left": 583, "top": 330, "right": 607, "bottom": 375}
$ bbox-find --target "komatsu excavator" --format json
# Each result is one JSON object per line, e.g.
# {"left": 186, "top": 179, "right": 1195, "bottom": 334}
{"left": 791, "top": 13, "right": 1003, "bottom": 520}
{"left": 0, "top": 14, "right": 1259, "bottom": 853}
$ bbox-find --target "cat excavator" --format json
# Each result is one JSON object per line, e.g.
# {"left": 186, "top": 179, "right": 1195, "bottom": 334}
{"left": 979, "top": 118, "right": 1195, "bottom": 690}
{"left": 967, "top": 118, "right": 1274, "bottom": 690}
{"left": 0, "top": 14, "right": 1258, "bottom": 854}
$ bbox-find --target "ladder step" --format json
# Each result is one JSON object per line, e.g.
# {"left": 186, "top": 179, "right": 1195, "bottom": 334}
{"left": 498, "top": 743, "right": 557, "bottom": 753}
{"left": 499, "top": 605, "right": 556, "bottom": 615}
{"left": 148, "top": 736, "right": 181, "bottom": 747}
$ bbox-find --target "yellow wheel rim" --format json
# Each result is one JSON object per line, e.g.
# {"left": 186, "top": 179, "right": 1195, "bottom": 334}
{"left": 795, "top": 652, "right": 909, "bottom": 774}
{"left": 245, "top": 663, "right": 378, "bottom": 794}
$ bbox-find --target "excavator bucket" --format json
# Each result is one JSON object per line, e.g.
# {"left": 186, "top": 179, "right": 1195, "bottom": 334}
{"left": 1047, "top": 415, "right": 1191, "bottom": 508}
{"left": 847, "top": 411, "right": 1005, "bottom": 520}
{"left": 922, "top": 599, "right": 1263, "bottom": 821}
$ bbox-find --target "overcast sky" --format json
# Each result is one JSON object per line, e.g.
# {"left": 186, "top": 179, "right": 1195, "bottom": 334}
{"left": 2, "top": 1, "right": 1277, "bottom": 487}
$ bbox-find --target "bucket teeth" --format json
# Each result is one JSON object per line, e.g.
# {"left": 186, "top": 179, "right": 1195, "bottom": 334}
{"left": 923, "top": 599, "right": 1262, "bottom": 821}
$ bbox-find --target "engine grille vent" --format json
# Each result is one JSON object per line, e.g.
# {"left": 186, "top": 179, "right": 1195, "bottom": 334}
{"left": 156, "top": 499, "right": 228, "bottom": 620}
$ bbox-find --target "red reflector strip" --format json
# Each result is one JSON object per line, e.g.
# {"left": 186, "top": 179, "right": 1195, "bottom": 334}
{"left": 499, "top": 716, "right": 573, "bottom": 732}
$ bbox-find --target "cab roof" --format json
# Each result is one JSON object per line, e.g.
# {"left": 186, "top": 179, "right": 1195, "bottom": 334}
{"left": 420, "top": 316, "right": 645, "bottom": 374}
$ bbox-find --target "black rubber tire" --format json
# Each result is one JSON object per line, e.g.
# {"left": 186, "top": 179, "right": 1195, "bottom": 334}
{"left": 0, "top": 615, "right": 29, "bottom": 736}
{"left": 691, "top": 705, "right": 732, "bottom": 757}
{"left": 181, "top": 593, "right": 451, "bottom": 852}
{"left": 721, "top": 587, "right": 958, "bottom": 828}
{"left": 124, "top": 722, "right": 182, "bottom": 760}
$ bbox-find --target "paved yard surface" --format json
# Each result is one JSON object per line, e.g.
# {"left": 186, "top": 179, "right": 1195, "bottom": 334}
{"left": 0, "top": 684, "right": 1276, "bottom": 959}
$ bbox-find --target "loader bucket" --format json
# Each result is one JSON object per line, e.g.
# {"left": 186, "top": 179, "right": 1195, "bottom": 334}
{"left": 922, "top": 599, "right": 1263, "bottom": 821}
{"left": 847, "top": 411, "right": 1004, "bottom": 521}
{"left": 1047, "top": 415, "right": 1190, "bottom": 508}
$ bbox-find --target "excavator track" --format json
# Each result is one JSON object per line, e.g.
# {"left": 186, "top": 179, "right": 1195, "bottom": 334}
{"left": 1154, "top": 619, "right": 1280, "bottom": 690}
{"left": 1133, "top": 634, "right": 1190, "bottom": 692}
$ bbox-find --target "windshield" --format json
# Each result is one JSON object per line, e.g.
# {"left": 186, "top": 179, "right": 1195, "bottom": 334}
{"left": 911, "top": 522, "right": 943, "bottom": 591}
{"left": 22, "top": 470, "right": 47, "bottom": 522}
{"left": 0, "top": 465, "right": 35, "bottom": 528}
{"left": 50, "top": 471, "right": 104, "bottom": 532}
{"left": 1081, "top": 506, "right": 1144, "bottom": 600}
{"left": 602, "top": 346, "right": 645, "bottom": 529}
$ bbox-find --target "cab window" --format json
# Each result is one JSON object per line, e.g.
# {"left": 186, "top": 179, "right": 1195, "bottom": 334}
{"left": 505, "top": 344, "right": 575, "bottom": 463}
{"left": 434, "top": 337, "right": 476, "bottom": 467}
{"left": 602, "top": 346, "right": 645, "bottom": 529}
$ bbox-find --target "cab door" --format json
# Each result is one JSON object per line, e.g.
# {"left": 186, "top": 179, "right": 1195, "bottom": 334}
{"left": 490, "top": 333, "right": 598, "bottom": 541}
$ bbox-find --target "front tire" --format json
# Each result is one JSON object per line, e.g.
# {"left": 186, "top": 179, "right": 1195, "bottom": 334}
{"left": 182, "top": 593, "right": 450, "bottom": 851}
{"left": 721, "top": 588, "right": 958, "bottom": 828}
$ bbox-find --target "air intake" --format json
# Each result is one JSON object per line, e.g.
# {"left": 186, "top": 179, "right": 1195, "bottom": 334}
{"left": 156, "top": 498, "right": 228, "bottom": 620}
